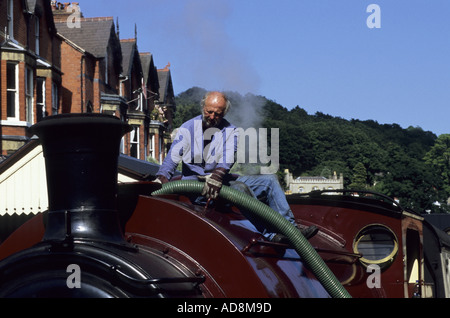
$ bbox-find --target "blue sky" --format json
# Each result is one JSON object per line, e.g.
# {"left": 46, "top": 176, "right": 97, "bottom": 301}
{"left": 79, "top": 1, "right": 450, "bottom": 136}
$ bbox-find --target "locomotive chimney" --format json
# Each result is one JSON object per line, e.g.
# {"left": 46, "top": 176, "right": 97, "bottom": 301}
{"left": 29, "top": 113, "right": 132, "bottom": 244}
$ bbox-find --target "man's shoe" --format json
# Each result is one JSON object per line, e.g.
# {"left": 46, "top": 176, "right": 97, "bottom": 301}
{"left": 270, "top": 225, "right": 319, "bottom": 244}
{"left": 301, "top": 225, "right": 319, "bottom": 239}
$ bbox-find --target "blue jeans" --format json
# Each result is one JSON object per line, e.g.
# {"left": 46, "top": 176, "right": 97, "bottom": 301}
{"left": 232, "top": 174, "right": 296, "bottom": 240}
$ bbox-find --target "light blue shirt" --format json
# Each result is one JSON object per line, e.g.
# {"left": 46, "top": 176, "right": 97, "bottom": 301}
{"left": 157, "top": 115, "right": 239, "bottom": 180}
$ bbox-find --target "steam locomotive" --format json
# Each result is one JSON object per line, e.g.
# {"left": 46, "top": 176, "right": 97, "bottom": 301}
{"left": 0, "top": 113, "right": 448, "bottom": 298}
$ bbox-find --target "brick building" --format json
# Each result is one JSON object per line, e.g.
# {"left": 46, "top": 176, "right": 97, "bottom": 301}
{"left": 140, "top": 52, "right": 175, "bottom": 163}
{"left": 119, "top": 38, "right": 146, "bottom": 159}
{"left": 0, "top": 0, "right": 62, "bottom": 156}
{"left": 0, "top": 0, "right": 177, "bottom": 237}
{"left": 156, "top": 63, "right": 176, "bottom": 160}
{"left": 54, "top": 14, "right": 123, "bottom": 114}
{"left": 52, "top": 2, "right": 173, "bottom": 162}
{"left": 0, "top": 1, "right": 175, "bottom": 162}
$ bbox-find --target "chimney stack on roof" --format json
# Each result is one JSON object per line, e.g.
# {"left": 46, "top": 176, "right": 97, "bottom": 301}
{"left": 51, "top": 1, "right": 83, "bottom": 22}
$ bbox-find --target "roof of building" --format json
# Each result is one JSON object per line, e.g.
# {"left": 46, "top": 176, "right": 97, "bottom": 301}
{"left": 120, "top": 39, "right": 140, "bottom": 76}
{"left": 157, "top": 64, "right": 174, "bottom": 104}
{"left": 139, "top": 53, "right": 152, "bottom": 84}
{"left": 55, "top": 17, "right": 116, "bottom": 58}
{"left": 139, "top": 52, "right": 160, "bottom": 99}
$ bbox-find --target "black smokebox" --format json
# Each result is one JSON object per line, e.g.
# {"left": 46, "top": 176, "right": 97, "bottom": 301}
{"left": 29, "top": 113, "right": 132, "bottom": 244}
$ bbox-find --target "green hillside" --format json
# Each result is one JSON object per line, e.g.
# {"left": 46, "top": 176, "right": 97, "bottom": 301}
{"left": 174, "top": 87, "right": 450, "bottom": 214}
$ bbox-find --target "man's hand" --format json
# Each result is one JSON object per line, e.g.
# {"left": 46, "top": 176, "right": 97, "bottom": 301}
{"left": 200, "top": 168, "right": 227, "bottom": 199}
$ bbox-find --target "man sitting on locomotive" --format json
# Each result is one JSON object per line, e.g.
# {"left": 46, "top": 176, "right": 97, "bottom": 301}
{"left": 154, "top": 91, "right": 318, "bottom": 242}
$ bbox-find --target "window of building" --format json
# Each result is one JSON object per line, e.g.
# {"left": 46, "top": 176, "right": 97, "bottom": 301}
{"left": 35, "top": 17, "right": 40, "bottom": 55}
{"left": 52, "top": 82, "right": 59, "bottom": 115}
{"left": 7, "top": 0, "right": 14, "bottom": 39}
{"left": 149, "top": 134, "right": 155, "bottom": 159}
{"left": 36, "top": 78, "right": 46, "bottom": 121}
{"left": 158, "top": 134, "right": 163, "bottom": 163}
{"left": 25, "top": 67, "right": 34, "bottom": 124}
{"left": 6, "top": 62, "right": 18, "bottom": 119}
{"left": 130, "top": 127, "right": 140, "bottom": 159}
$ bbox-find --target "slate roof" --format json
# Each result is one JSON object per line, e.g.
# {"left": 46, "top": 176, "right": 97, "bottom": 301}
{"left": 140, "top": 53, "right": 152, "bottom": 85}
{"left": 55, "top": 17, "right": 115, "bottom": 58}
{"left": 120, "top": 39, "right": 137, "bottom": 76}
{"left": 157, "top": 67, "right": 170, "bottom": 102}
{"left": 140, "top": 52, "right": 160, "bottom": 96}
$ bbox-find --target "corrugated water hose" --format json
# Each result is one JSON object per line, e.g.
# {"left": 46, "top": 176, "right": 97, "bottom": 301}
{"left": 151, "top": 180, "right": 351, "bottom": 298}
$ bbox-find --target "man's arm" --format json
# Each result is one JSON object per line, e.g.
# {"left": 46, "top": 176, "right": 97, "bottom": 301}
{"left": 155, "top": 127, "right": 191, "bottom": 182}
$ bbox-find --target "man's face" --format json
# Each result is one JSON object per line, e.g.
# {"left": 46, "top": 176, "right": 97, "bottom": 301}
{"left": 202, "top": 94, "right": 227, "bottom": 128}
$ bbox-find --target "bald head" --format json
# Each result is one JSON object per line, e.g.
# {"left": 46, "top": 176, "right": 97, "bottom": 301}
{"left": 201, "top": 91, "right": 231, "bottom": 128}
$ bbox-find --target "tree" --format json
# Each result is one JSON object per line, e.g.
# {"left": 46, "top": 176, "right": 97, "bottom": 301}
{"left": 424, "top": 134, "right": 450, "bottom": 201}
{"left": 349, "top": 162, "right": 367, "bottom": 190}
{"left": 173, "top": 87, "right": 206, "bottom": 127}
{"left": 172, "top": 87, "right": 441, "bottom": 212}
{"left": 379, "top": 143, "right": 443, "bottom": 212}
